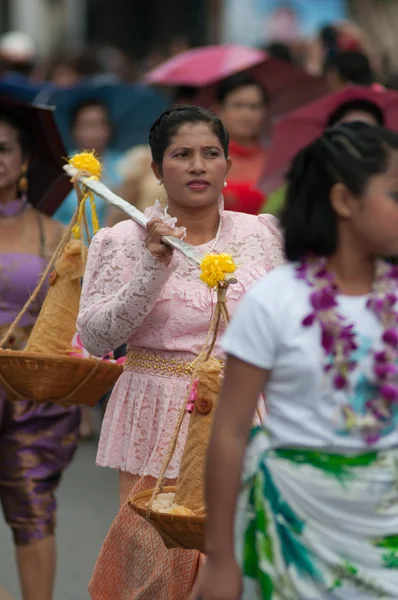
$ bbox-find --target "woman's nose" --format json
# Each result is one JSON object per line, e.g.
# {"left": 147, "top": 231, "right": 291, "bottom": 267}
{"left": 189, "top": 155, "right": 206, "bottom": 173}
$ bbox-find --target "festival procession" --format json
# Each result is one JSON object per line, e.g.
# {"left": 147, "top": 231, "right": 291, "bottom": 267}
{"left": 2, "top": 1, "right": 398, "bottom": 599}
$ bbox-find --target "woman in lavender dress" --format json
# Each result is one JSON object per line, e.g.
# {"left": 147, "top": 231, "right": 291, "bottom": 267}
{"left": 0, "top": 109, "right": 80, "bottom": 600}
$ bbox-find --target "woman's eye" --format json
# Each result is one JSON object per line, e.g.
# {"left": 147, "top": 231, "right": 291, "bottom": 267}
{"left": 390, "top": 191, "right": 398, "bottom": 202}
{"left": 205, "top": 150, "right": 220, "bottom": 158}
{"left": 175, "top": 152, "right": 188, "bottom": 158}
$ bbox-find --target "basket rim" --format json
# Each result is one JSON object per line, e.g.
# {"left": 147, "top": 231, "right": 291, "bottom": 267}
{"left": 130, "top": 486, "right": 206, "bottom": 524}
{"left": 0, "top": 350, "right": 123, "bottom": 371}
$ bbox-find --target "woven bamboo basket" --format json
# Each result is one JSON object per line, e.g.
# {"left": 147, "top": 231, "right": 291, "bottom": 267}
{"left": 0, "top": 191, "right": 124, "bottom": 407}
{"left": 131, "top": 486, "right": 206, "bottom": 553}
{"left": 0, "top": 350, "right": 122, "bottom": 406}
{"left": 130, "top": 287, "right": 232, "bottom": 553}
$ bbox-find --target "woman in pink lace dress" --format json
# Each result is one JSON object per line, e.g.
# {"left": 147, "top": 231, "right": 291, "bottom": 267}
{"left": 77, "top": 106, "right": 284, "bottom": 600}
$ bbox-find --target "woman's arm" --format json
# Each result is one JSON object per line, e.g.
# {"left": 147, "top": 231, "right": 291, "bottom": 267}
{"left": 77, "top": 221, "right": 179, "bottom": 356}
{"left": 206, "top": 356, "right": 269, "bottom": 558}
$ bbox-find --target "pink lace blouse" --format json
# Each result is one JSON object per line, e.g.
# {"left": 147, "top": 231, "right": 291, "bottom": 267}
{"left": 77, "top": 206, "right": 284, "bottom": 478}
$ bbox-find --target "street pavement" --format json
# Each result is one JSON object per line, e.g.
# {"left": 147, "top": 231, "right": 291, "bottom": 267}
{"left": 0, "top": 441, "right": 118, "bottom": 600}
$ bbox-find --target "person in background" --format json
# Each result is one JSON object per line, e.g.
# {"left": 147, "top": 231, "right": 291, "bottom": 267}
{"left": 324, "top": 50, "right": 375, "bottom": 92}
{"left": 54, "top": 98, "right": 122, "bottom": 232}
{"left": 0, "top": 106, "right": 80, "bottom": 600}
{"left": 262, "top": 96, "right": 385, "bottom": 217}
{"left": 215, "top": 73, "right": 268, "bottom": 215}
{"left": 106, "top": 145, "right": 168, "bottom": 227}
{"left": 264, "top": 41, "right": 294, "bottom": 64}
{"left": 47, "top": 52, "right": 102, "bottom": 88}
{"left": 0, "top": 31, "right": 36, "bottom": 78}
{"left": 54, "top": 98, "right": 122, "bottom": 438}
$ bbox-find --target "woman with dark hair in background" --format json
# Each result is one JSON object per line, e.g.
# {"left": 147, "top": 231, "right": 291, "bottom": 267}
{"left": 78, "top": 105, "right": 284, "bottom": 599}
{"left": 325, "top": 50, "right": 376, "bottom": 92}
{"left": 193, "top": 122, "right": 398, "bottom": 600}
{"left": 0, "top": 105, "right": 80, "bottom": 600}
{"left": 215, "top": 73, "right": 268, "bottom": 215}
{"left": 54, "top": 98, "right": 123, "bottom": 234}
{"left": 55, "top": 98, "right": 123, "bottom": 438}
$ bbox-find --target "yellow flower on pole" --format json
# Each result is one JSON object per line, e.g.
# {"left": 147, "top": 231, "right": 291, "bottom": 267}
{"left": 200, "top": 253, "right": 236, "bottom": 289}
{"left": 67, "top": 151, "right": 102, "bottom": 239}
{"left": 68, "top": 151, "right": 102, "bottom": 178}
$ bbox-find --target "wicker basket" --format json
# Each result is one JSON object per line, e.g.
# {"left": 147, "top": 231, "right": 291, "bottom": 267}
{"left": 130, "top": 486, "right": 206, "bottom": 553}
{"left": 0, "top": 350, "right": 123, "bottom": 406}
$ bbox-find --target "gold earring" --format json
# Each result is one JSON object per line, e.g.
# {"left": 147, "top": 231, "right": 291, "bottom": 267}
{"left": 18, "top": 163, "right": 29, "bottom": 195}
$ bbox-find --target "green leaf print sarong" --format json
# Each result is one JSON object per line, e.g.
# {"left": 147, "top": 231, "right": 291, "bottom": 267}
{"left": 234, "top": 428, "right": 398, "bottom": 599}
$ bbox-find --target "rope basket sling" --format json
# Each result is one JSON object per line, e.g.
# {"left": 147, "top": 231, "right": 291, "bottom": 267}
{"left": 0, "top": 179, "right": 123, "bottom": 406}
{"left": 130, "top": 286, "right": 234, "bottom": 553}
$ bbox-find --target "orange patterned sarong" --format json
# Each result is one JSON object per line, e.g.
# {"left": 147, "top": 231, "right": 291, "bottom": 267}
{"left": 89, "top": 471, "right": 201, "bottom": 600}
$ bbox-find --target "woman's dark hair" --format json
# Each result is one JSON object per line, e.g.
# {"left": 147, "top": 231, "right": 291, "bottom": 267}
{"left": 71, "top": 98, "right": 110, "bottom": 129}
{"left": 215, "top": 72, "right": 269, "bottom": 106}
{"left": 324, "top": 51, "right": 375, "bottom": 86}
{"left": 327, "top": 99, "right": 384, "bottom": 127}
{"left": 0, "top": 110, "right": 32, "bottom": 157}
{"left": 281, "top": 122, "right": 398, "bottom": 261}
{"left": 148, "top": 105, "right": 229, "bottom": 168}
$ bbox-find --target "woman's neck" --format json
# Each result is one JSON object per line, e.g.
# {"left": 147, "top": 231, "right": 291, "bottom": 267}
{"left": 0, "top": 186, "right": 18, "bottom": 206}
{"left": 166, "top": 202, "right": 220, "bottom": 246}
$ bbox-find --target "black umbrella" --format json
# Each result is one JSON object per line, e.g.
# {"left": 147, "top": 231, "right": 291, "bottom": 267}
{"left": 0, "top": 96, "right": 71, "bottom": 215}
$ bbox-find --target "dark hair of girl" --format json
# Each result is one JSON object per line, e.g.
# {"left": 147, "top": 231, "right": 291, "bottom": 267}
{"left": 148, "top": 105, "right": 229, "bottom": 168}
{"left": 215, "top": 72, "right": 269, "bottom": 106}
{"left": 281, "top": 122, "right": 398, "bottom": 261}
{"left": 0, "top": 110, "right": 32, "bottom": 157}
{"left": 327, "top": 99, "right": 384, "bottom": 127}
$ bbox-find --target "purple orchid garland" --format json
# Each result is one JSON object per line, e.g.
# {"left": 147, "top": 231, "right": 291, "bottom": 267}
{"left": 297, "top": 259, "right": 398, "bottom": 444}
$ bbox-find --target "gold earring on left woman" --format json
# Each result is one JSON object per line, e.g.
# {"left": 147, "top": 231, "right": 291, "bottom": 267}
{"left": 18, "top": 164, "right": 29, "bottom": 195}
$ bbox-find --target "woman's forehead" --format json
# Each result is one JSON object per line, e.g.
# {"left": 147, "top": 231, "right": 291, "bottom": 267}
{"left": 0, "top": 120, "right": 19, "bottom": 138}
{"left": 169, "top": 122, "right": 220, "bottom": 148}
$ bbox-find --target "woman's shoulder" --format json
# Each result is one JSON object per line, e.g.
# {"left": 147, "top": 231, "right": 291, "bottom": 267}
{"left": 224, "top": 210, "right": 281, "bottom": 234}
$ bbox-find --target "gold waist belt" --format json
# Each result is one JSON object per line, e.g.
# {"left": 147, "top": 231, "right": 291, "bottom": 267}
{"left": 124, "top": 349, "right": 196, "bottom": 379}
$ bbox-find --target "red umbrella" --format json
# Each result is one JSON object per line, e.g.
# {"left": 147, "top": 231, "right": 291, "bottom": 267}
{"left": 144, "top": 45, "right": 328, "bottom": 121}
{"left": 261, "top": 85, "right": 398, "bottom": 193}
{"left": 0, "top": 96, "right": 71, "bottom": 215}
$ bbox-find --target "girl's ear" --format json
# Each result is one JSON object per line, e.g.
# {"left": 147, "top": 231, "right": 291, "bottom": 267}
{"left": 330, "top": 182, "right": 354, "bottom": 219}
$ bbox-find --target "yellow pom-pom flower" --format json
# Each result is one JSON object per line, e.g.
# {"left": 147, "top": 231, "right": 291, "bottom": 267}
{"left": 67, "top": 151, "right": 102, "bottom": 239}
{"left": 68, "top": 151, "right": 102, "bottom": 179}
{"left": 200, "top": 253, "right": 236, "bottom": 289}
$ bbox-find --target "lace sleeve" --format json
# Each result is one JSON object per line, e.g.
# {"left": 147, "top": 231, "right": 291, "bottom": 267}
{"left": 77, "top": 223, "right": 178, "bottom": 356}
{"left": 258, "top": 213, "right": 285, "bottom": 269}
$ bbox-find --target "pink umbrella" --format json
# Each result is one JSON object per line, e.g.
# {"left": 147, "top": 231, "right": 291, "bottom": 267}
{"left": 144, "top": 44, "right": 266, "bottom": 87}
{"left": 144, "top": 44, "right": 328, "bottom": 120}
{"left": 261, "top": 85, "right": 398, "bottom": 193}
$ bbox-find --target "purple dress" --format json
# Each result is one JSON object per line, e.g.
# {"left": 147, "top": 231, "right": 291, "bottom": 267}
{"left": 0, "top": 215, "right": 80, "bottom": 546}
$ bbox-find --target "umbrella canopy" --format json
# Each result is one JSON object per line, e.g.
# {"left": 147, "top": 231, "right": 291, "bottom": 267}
{"left": 144, "top": 44, "right": 328, "bottom": 121}
{"left": 261, "top": 85, "right": 398, "bottom": 193}
{"left": 0, "top": 96, "right": 71, "bottom": 215}
{"left": 144, "top": 44, "right": 266, "bottom": 87}
{"left": 0, "top": 75, "right": 170, "bottom": 152}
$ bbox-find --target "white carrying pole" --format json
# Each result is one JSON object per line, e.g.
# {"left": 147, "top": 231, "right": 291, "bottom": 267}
{"left": 63, "top": 165, "right": 237, "bottom": 285}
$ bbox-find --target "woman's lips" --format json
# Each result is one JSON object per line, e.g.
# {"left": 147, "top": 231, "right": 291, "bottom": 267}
{"left": 187, "top": 179, "right": 210, "bottom": 191}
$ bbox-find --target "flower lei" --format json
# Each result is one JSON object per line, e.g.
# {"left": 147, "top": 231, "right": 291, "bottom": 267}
{"left": 297, "top": 258, "right": 398, "bottom": 444}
